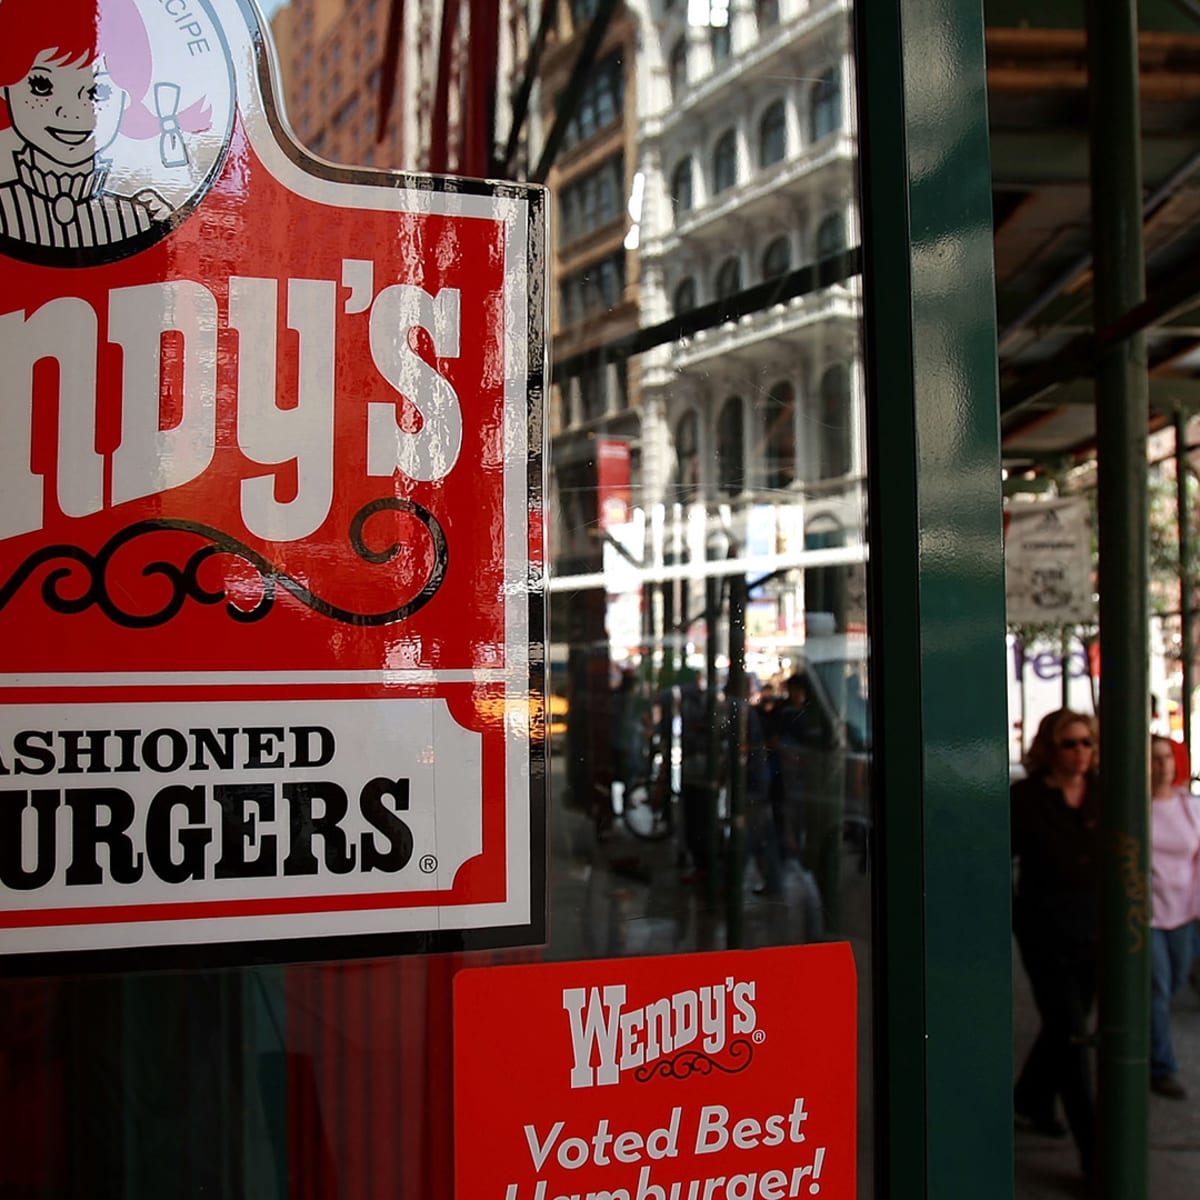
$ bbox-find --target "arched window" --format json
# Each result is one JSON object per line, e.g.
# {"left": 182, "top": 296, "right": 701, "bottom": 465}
{"left": 712, "top": 129, "right": 737, "bottom": 194}
{"left": 674, "top": 276, "right": 697, "bottom": 315}
{"left": 671, "top": 157, "right": 694, "bottom": 216}
{"left": 710, "top": 22, "right": 731, "bottom": 67}
{"left": 811, "top": 68, "right": 842, "bottom": 141}
{"left": 804, "top": 519, "right": 847, "bottom": 625}
{"left": 669, "top": 38, "right": 688, "bottom": 99}
{"left": 819, "top": 365, "right": 852, "bottom": 479}
{"left": 717, "top": 396, "right": 745, "bottom": 496}
{"left": 761, "top": 236, "right": 791, "bottom": 280}
{"left": 674, "top": 411, "right": 700, "bottom": 502}
{"left": 760, "top": 380, "right": 795, "bottom": 489}
{"left": 715, "top": 255, "right": 742, "bottom": 300}
{"left": 756, "top": 0, "right": 780, "bottom": 28}
{"left": 816, "top": 213, "right": 845, "bottom": 259}
{"left": 758, "top": 100, "right": 786, "bottom": 167}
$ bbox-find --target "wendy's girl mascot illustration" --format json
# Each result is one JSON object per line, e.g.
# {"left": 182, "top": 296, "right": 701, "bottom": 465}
{"left": 0, "top": 0, "right": 211, "bottom": 251}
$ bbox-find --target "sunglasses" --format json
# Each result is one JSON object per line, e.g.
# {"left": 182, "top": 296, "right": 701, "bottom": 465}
{"left": 1056, "top": 737, "right": 1093, "bottom": 750}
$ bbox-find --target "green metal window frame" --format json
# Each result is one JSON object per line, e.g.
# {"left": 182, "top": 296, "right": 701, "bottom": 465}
{"left": 857, "top": 1, "right": 1013, "bottom": 1197}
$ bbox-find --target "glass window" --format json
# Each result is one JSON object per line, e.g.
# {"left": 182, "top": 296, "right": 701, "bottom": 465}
{"left": 674, "top": 409, "right": 700, "bottom": 501}
{"left": 563, "top": 53, "right": 625, "bottom": 151}
{"left": 674, "top": 276, "right": 698, "bottom": 314}
{"left": 759, "top": 99, "right": 786, "bottom": 166}
{"left": 669, "top": 38, "right": 688, "bottom": 99}
{"left": 756, "top": 0, "right": 780, "bottom": 28}
{"left": 558, "top": 155, "right": 625, "bottom": 246}
{"left": 817, "top": 212, "right": 845, "bottom": 259}
{"left": 715, "top": 254, "right": 742, "bottom": 299}
{"left": 712, "top": 129, "right": 737, "bottom": 193}
{"left": 717, "top": 395, "right": 745, "bottom": 495}
{"left": 820, "top": 364, "right": 852, "bottom": 479}
{"left": 760, "top": 380, "right": 795, "bottom": 488}
{"left": 811, "top": 67, "right": 842, "bottom": 141}
{"left": 7, "top": 10, "right": 880, "bottom": 1200}
{"left": 762, "top": 235, "right": 791, "bottom": 279}
{"left": 711, "top": 23, "right": 731, "bottom": 67}
{"left": 671, "top": 156, "right": 694, "bottom": 216}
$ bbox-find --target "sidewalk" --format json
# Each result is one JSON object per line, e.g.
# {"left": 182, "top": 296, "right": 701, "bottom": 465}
{"left": 1013, "top": 947, "right": 1200, "bottom": 1198}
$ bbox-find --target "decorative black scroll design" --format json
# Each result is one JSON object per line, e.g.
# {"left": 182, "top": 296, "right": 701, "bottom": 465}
{"left": 633, "top": 1038, "right": 754, "bottom": 1084}
{"left": 0, "top": 498, "right": 447, "bottom": 629}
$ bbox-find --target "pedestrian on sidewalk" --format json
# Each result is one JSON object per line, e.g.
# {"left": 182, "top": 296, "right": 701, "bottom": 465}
{"left": 1011, "top": 708, "right": 1100, "bottom": 1180}
{"left": 1149, "top": 735, "right": 1200, "bottom": 1100}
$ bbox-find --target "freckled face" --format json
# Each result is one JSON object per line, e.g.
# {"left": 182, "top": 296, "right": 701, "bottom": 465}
{"left": 3, "top": 52, "right": 128, "bottom": 167}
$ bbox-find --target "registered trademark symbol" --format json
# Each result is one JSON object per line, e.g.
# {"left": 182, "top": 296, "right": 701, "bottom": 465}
{"left": 419, "top": 854, "right": 438, "bottom": 874}
{"left": 753, "top": 1030, "right": 766, "bottom": 1044}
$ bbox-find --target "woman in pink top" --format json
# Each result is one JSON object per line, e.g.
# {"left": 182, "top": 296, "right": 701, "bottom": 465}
{"left": 1150, "top": 736, "right": 1200, "bottom": 1098}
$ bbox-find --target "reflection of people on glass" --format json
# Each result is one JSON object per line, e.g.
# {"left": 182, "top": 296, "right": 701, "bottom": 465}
{"left": 0, "top": 0, "right": 210, "bottom": 250}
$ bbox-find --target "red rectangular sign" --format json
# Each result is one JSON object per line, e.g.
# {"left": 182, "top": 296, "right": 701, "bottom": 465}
{"left": 454, "top": 945, "right": 857, "bottom": 1200}
{"left": 0, "top": 0, "right": 547, "bottom": 970}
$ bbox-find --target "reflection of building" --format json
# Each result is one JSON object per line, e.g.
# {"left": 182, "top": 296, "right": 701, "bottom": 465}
{"left": 631, "top": 0, "right": 866, "bottom": 671}
{"left": 270, "top": 0, "right": 406, "bottom": 166}
{"left": 542, "top": 0, "right": 864, "bottom": 696}
{"left": 270, "top": 0, "right": 529, "bottom": 172}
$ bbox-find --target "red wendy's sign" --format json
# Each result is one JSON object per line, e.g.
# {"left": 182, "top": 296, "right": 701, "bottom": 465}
{"left": 0, "top": 0, "right": 547, "bottom": 970}
{"left": 454, "top": 945, "right": 857, "bottom": 1200}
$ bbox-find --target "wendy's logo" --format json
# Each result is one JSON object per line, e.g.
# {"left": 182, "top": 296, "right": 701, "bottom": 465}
{"left": 0, "top": 0, "right": 234, "bottom": 266}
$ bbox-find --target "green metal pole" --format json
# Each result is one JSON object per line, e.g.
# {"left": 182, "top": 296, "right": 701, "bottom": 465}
{"left": 725, "top": 575, "right": 748, "bottom": 948}
{"left": 1086, "top": 3, "right": 1151, "bottom": 1197}
{"left": 1175, "top": 409, "right": 1193, "bottom": 767}
{"left": 704, "top": 573, "right": 721, "bottom": 909}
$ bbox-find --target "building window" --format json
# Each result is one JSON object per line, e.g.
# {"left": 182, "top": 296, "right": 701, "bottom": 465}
{"left": 675, "top": 411, "right": 700, "bottom": 502}
{"left": 669, "top": 38, "right": 688, "bottom": 99}
{"left": 671, "top": 156, "right": 694, "bottom": 216}
{"left": 579, "top": 364, "right": 605, "bottom": 421}
{"left": 811, "top": 68, "right": 842, "bottom": 141}
{"left": 712, "top": 129, "right": 737, "bottom": 193}
{"left": 717, "top": 396, "right": 745, "bottom": 496}
{"left": 559, "top": 252, "right": 627, "bottom": 328}
{"left": 715, "top": 255, "right": 742, "bottom": 300}
{"left": 817, "top": 213, "right": 845, "bottom": 259}
{"left": 759, "top": 100, "right": 786, "bottom": 166}
{"left": 710, "top": 23, "right": 731, "bottom": 67}
{"left": 558, "top": 154, "right": 625, "bottom": 247}
{"left": 760, "top": 380, "right": 795, "bottom": 489}
{"left": 674, "top": 276, "right": 697, "bottom": 315}
{"left": 562, "top": 53, "right": 625, "bottom": 150}
{"left": 819, "top": 365, "right": 852, "bottom": 479}
{"left": 804, "top": 521, "right": 847, "bottom": 624}
{"left": 762, "top": 236, "right": 791, "bottom": 280}
{"left": 756, "top": 0, "right": 779, "bottom": 28}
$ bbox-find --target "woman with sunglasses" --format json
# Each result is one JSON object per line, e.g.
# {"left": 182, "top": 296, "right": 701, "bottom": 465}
{"left": 1149, "top": 735, "right": 1200, "bottom": 1099}
{"left": 1011, "top": 707, "right": 1100, "bottom": 1180}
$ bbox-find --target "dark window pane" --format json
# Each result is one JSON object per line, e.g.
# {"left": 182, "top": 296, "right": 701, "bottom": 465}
{"left": 674, "top": 410, "right": 700, "bottom": 501}
{"left": 817, "top": 213, "right": 845, "bottom": 259}
{"left": 674, "top": 276, "right": 697, "bottom": 315}
{"left": 759, "top": 100, "right": 786, "bottom": 166}
{"left": 762, "top": 236, "right": 791, "bottom": 280}
{"left": 715, "top": 255, "right": 742, "bottom": 299}
{"left": 713, "top": 129, "right": 737, "bottom": 193}
{"left": 761, "top": 380, "right": 795, "bottom": 488}
{"left": 820, "top": 364, "right": 852, "bottom": 479}
{"left": 717, "top": 395, "right": 745, "bottom": 495}
{"left": 671, "top": 157, "right": 694, "bottom": 215}
{"left": 811, "top": 67, "right": 842, "bottom": 141}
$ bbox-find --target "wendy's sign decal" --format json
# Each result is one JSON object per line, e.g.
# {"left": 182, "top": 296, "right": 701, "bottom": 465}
{"left": 0, "top": 0, "right": 547, "bottom": 971}
{"left": 0, "top": 0, "right": 234, "bottom": 265}
{"left": 453, "top": 946, "right": 858, "bottom": 1200}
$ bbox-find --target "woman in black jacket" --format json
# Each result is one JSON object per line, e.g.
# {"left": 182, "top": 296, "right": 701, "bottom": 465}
{"left": 1011, "top": 707, "right": 1100, "bottom": 1179}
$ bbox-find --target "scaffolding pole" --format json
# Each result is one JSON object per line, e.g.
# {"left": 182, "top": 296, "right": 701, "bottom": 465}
{"left": 1087, "top": 2, "right": 1151, "bottom": 1197}
{"left": 1175, "top": 409, "right": 1193, "bottom": 767}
